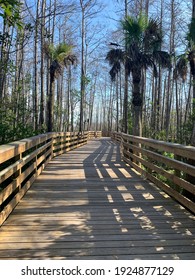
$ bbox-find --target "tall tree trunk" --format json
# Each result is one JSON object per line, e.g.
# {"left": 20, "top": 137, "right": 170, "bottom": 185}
{"left": 116, "top": 73, "right": 119, "bottom": 132}
{"left": 0, "top": 20, "right": 9, "bottom": 101}
{"left": 56, "top": 76, "right": 63, "bottom": 131}
{"left": 188, "top": 0, "right": 195, "bottom": 145}
{"left": 0, "top": 21, "right": 12, "bottom": 139}
{"left": 185, "top": 0, "right": 195, "bottom": 193}
{"left": 33, "top": 0, "right": 40, "bottom": 131}
{"left": 123, "top": 0, "right": 128, "bottom": 133}
{"left": 79, "top": 0, "right": 86, "bottom": 132}
{"left": 47, "top": 73, "right": 55, "bottom": 132}
{"left": 151, "top": 75, "right": 157, "bottom": 135}
{"left": 39, "top": 0, "right": 46, "bottom": 127}
{"left": 13, "top": 29, "right": 25, "bottom": 131}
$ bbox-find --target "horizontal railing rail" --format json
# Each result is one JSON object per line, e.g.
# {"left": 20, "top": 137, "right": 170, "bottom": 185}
{"left": 88, "top": 131, "right": 102, "bottom": 139}
{"left": 0, "top": 131, "right": 89, "bottom": 226}
{"left": 112, "top": 132, "right": 195, "bottom": 214}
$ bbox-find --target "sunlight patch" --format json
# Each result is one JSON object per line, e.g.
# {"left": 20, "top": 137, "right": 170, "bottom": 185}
{"left": 142, "top": 192, "right": 154, "bottom": 200}
{"left": 106, "top": 168, "right": 118, "bottom": 178}
{"left": 107, "top": 194, "right": 114, "bottom": 203}
{"left": 119, "top": 168, "right": 132, "bottom": 178}
{"left": 121, "top": 192, "right": 134, "bottom": 201}
{"left": 134, "top": 184, "right": 145, "bottom": 190}
{"left": 117, "top": 186, "right": 128, "bottom": 191}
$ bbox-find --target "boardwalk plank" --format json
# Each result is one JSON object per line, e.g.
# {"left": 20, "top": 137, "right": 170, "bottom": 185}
{"left": 0, "top": 138, "right": 194, "bottom": 259}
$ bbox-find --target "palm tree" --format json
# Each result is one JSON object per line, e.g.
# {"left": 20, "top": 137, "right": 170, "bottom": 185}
{"left": 45, "top": 43, "right": 77, "bottom": 132}
{"left": 174, "top": 18, "right": 195, "bottom": 145}
{"left": 106, "top": 14, "right": 171, "bottom": 136}
{"left": 174, "top": 16, "right": 195, "bottom": 187}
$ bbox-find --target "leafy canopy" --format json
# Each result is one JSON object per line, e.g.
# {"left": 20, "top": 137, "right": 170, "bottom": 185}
{"left": 45, "top": 42, "right": 77, "bottom": 81}
{"left": 121, "top": 14, "right": 162, "bottom": 52}
{"left": 47, "top": 43, "right": 73, "bottom": 62}
{"left": 187, "top": 17, "right": 195, "bottom": 49}
{"left": 174, "top": 17, "right": 195, "bottom": 81}
{"left": 106, "top": 14, "right": 171, "bottom": 81}
{"left": 0, "top": 0, "right": 22, "bottom": 28}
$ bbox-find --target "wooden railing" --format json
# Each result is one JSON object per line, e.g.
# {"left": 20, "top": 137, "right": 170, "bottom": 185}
{"left": 88, "top": 131, "right": 102, "bottom": 139}
{"left": 112, "top": 132, "right": 195, "bottom": 214}
{"left": 0, "top": 131, "right": 88, "bottom": 226}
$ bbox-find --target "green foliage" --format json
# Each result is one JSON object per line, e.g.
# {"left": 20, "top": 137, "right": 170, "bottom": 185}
{"left": 162, "top": 151, "right": 174, "bottom": 159}
{"left": 187, "top": 17, "right": 195, "bottom": 48}
{"left": 155, "top": 129, "right": 167, "bottom": 141}
{"left": 107, "top": 13, "right": 171, "bottom": 83}
{"left": 182, "top": 111, "right": 195, "bottom": 144}
{"left": 174, "top": 54, "right": 188, "bottom": 82}
{"left": 121, "top": 14, "right": 162, "bottom": 52}
{"left": 82, "top": 75, "right": 91, "bottom": 86}
{"left": 121, "top": 14, "right": 148, "bottom": 45}
{"left": 0, "top": 117, "right": 35, "bottom": 145}
{"left": 0, "top": 0, "right": 23, "bottom": 29}
{"left": 45, "top": 42, "right": 75, "bottom": 63}
{"left": 0, "top": 78, "right": 38, "bottom": 145}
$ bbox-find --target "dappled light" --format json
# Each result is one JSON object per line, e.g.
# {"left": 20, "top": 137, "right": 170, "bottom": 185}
{"left": 142, "top": 193, "right": 154, "bottom": 199}
{"left": 0, "top": 138, "right": 194, "bottom": 260}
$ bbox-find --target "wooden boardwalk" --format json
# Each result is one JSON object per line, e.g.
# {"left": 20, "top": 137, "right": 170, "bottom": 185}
{"left": 0, "top": 138, "right": 194, "bottom": 259}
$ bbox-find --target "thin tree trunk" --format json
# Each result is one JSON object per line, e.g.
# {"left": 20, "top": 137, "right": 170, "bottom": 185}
{"left": 33, "top": 0, "right": 40, "bottom": 131}
{"left": 39, "top": 0, "right": 46, "bottom": 127}
{"left": 47, "top": 75, "right": 55, "bottom": 132}
{"left": 79, "top": 0, "right": 86, "bottom": 132}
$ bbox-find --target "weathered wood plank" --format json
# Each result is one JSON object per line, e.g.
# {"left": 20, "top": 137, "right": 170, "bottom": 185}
{"left": 0, "top": 246, "right": 194, "bottom": 259}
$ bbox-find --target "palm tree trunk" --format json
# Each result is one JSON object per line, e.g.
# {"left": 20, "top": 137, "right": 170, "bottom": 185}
{"left": 123, "top": 0, "right": 128, "bottom": 133}
{"left": 116, "top": 73, "right": 119, "bottom": 132}
{"left": 47, "top": 75, "right": 55, "bottom": 132}
{"left": 123, "top": 67, "right": 128, "bottom": 133}
{"left": 132, "top": 70, "right": 142, "bottom": 136}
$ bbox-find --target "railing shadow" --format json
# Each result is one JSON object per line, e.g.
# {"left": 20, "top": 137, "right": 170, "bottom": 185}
{"left": 0, "top": 138, "right": 194, "bottom": 259}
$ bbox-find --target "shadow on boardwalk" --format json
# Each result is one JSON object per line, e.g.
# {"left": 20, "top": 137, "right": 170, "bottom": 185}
{"left": 0, "top": 138, "right": 194, "bottom": 259}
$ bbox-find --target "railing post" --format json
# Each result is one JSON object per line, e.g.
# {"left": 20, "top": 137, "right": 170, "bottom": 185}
{"left": 51, "top": 133, "right": 55, "bottom": 159}
{"left": 120, "top": 133, "right": 124, "bottom": 160}
{"left": 13, "top": 153, "right": 22, "bottom": 191}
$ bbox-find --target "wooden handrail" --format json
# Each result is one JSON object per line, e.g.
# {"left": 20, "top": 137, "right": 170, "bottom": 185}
{"left": 88, "top": 131, "right": 102, "bottom": 139}
{"left": 112, "top": 132, "right": 195, "bottom": 214}
{"left": 0, "top": 131, "right": 89, "bottom": 226}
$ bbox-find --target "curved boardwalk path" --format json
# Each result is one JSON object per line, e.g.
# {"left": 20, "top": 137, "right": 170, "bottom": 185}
{"left": 0, "top": 138, "right": 194, "bottom": 259}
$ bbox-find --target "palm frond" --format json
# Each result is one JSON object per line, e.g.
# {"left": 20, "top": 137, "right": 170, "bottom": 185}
{"left": 106, "top": 49, "right": 124, "bottom": 80}
{"left": 188, "top": 50, "right": 195, "bottom": 75}
{"left": 187, "top": 17, "right": 195, "bottom": 47}
{"left": 109, "top": 61, "right": 121, "bottom": 81}
{"left": 153, "top": 50, "right": 172, "bottom": 68}
{"left": 153, "top": 64, "right": 158, "bottom": 78}
{"left": 144, "top": 19, "right": 162, "bottom": 51}
{"left": 125, "top": 59, "right": 134, "bottom": 76}
{"left": 54, "top": 43, "right": 72, "bottom": 62}
{"left": 64, "top": 54, "right": 78, "bottom": 67}
{"left": 45, "top": 42, "right": 74, "bottom": 63}
{"left": 49, "top": 42, "right": 77, "bottom": 81}
{"left": 121, "top": 14, "right": 147, "bottom": 45}
{"left": 140, "top": 53, "right": 154, "bottom": 68}
{"left": 174, "top": 55, "right": 188, "bottom": 82}
{"left": 106, "top": 49, "right": 124, "bottom": 65}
